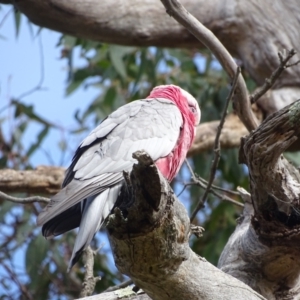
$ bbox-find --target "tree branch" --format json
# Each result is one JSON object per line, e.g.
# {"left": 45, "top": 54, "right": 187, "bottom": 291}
{"left": 79, "top": 246, "right": 102, "bottom": 298}
{"left": 160, "top": 0, "right": 258, "bottom": 131}
{"left": 0, "top": 191, "right": 49, "bottom": 204}
{"left": 250, "top": 49, "right": 299, "bottom": 104}
{"left": 184, "top": 160, "right": 243, "bottom": 208}
{"left": 188, "top": 113, "right": 251, "bottom": 156}
{"left": 104, "top": 279, "right": 133, "bottom": 293}
{"left": 0, "top": 166, "right": 64, "bottom": 195}
{"left": 4, "top": 0, "right": 300, "bottom": 116}
{"left": 219, "top": 99, "right": 300, "bottom": 299}
{"left": 76, "top": 289, "right": 149, "bottom": 300}
{"left": 101, "top": 150, "right": 264, "bottom": 300}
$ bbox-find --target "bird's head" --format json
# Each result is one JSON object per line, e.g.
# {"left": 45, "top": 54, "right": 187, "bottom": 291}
{"left": 147, "top": 84, "right": 201, "bottom": 126}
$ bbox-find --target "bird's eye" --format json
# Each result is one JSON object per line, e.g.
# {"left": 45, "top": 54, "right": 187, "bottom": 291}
{"left": 189, "top": 105, "right": 196, "bottom": 114}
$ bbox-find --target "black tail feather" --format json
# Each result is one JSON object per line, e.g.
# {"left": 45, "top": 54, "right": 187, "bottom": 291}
{"left": 42, "top": 203, "right": 82, "bottom": 238}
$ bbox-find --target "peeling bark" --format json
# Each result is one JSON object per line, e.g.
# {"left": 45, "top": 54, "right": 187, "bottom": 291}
{"left": 219, "top": 100, "right": 300, "bottom": 299}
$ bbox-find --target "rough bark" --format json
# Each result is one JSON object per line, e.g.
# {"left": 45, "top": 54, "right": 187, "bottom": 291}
{"left": 77, "top": 291, "right": 150, "bottom": 300}
{"left": 0, "top": 166, "right": 64, "bottom": 195}
{"left": 188, "top": 113, "right": 250, "bottom": 156}
{"left": 219, "top": 99, "right": 300, "bottom": 300}
{"left": 96, "top": 151, "right": 264, "bottom": 300}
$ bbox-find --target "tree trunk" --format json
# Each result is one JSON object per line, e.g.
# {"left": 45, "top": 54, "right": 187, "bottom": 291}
{"left": 219, "top": 99, "right": 300, "bottom": 299}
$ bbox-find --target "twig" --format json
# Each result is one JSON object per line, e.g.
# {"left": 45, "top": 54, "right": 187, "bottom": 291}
{"left": 190, "top": 67, "right": 241, "bottom": 222}
{"left": 2, "top": 263, "right": 33, "bottom": 300}
{"left": 104, "top": 279, "right": 133, "bottom": 292}
{"left": 237, "top": 187, "right": 251, "bottom": 204}
{"left": 184, "top": 161, "right": 243, "bottom": 208}
{"left": 176, "top": 182, "right": 194, "bottom": 197}
{"left": 0, "top": 191, "right": 50, "bottom": 204}
{"left": 160, "top": 0, "right": 258, "bottom": 131}
{"left": 196, "top": 177, "right": 240, "bottom": 196}
{"left": 209, "top": 188, "right": 243, "bottom": 208}
{"left": 250, "top": 49, "right": 299, "bottom": 104}
{"left": 79, "top": 246, "right": 102, "bottom": 298}
{"left": 177, "top": 179, "right": 239, "bottom": 198}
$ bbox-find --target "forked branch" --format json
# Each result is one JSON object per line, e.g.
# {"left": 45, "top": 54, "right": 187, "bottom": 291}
{"left": 160, "top": 0, "right": 258, "bottom": 131}
{"left": 96, "top": 151, "right": 264, "bottom": 300}
{"left": 219, "top": 100, "right": 300, "bottom": 299}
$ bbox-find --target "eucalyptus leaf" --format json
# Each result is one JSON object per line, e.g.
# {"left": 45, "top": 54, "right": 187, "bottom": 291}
{"left": 109, "top": 45, "right": 133, "bottom": 79}
{"left": 25, "top": 235, "right": 48, "bottom": 288}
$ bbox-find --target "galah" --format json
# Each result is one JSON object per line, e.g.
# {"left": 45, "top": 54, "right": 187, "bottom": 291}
{"left": 37, "top": 84, "right": 201, "bottom": 270}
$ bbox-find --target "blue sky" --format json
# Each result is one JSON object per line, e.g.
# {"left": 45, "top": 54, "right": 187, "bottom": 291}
{"left": 0, "top": 5, "right": 100, "bottom": 167}
{"left": 0, "top": 6, "right": 119, "bottom": 295}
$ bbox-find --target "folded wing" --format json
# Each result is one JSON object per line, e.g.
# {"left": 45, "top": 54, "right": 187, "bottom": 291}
{"left": 37, "top": 98, "right": 183, "bottom": 268}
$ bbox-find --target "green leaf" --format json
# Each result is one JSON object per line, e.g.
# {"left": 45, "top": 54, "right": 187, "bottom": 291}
{"left": 26, "top": 126, "right": 49, "bottom": 157}
{"left": 12, "top": 101, "right": 55, "bottom": 127}
{"left": 103, "top": 86, "right": 117, "bottom": 107}
{"left": 15, "top": 222, "right": 32, "bottom": 245}
{"left": 66, "top": 67, "right": 103, "bottom": 95}
{"left": 0, "top": 157, "right": 8, "bottom": 168}
{"left": 66, "top": 79, "right": 83, "bottom": 96}
{"left": 63, "top": 35, "right": 77, "bottom": 48}
{"left": 0, "top": 201, "right": 14, "bottom": 221}
{"left": 109, "top": 45, "right": 130, "bottom": 79}
{"left": 25, "top": 235, "right": 48, "bottom": 288}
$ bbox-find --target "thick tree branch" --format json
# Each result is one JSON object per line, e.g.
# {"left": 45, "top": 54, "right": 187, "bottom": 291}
{"left": 219, "top": 99, "right": 300, "bottom": 299}
{"left": 77, "top": 290, "right": 149, "bottom": 300}
{"left": 101, "top": 150, "right": 264, "bottom": 300}
{"left": 0, "top": 166, "right": 64, "bottom": 195}
{"left": 188, "top": 114, "right": 250, "bottom": 156}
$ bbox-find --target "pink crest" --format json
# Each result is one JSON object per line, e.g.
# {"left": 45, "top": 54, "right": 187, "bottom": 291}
{"left": 147, "top": 85, "right": 200, "bottom": 180}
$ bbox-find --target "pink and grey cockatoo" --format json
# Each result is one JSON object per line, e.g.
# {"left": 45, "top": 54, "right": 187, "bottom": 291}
{"left": 37, "top": 84, "right": 200, "bottom": 270}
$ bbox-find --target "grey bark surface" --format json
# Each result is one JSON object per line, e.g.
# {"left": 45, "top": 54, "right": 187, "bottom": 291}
{"left": 0, "top": 166, "right": 64, "bottom": 194}
{"left": 219, "top": 100, "right": 300, "bottom": 300}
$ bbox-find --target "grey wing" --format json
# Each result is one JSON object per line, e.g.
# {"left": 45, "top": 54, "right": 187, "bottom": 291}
{"left": 37, "top": 98, "right": 183, "bottom": 226}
